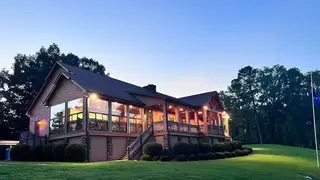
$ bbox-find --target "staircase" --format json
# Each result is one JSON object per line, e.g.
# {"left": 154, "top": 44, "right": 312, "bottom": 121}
{"left": 121, "top": 125, "right": 153, "bottom": 160}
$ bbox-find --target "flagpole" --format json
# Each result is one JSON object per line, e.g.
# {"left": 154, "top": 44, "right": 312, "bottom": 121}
{"left": 311, "top": 72, "right": 319, "bottom": 167}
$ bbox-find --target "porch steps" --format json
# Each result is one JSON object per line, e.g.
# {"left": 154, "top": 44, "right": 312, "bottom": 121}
{"left": 121, "top": 125, "right": 154, "bottom": 160}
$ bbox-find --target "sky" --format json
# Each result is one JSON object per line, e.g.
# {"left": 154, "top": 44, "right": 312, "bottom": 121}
{"left": 1, "top": 0, "right": 320, "bottom": 97}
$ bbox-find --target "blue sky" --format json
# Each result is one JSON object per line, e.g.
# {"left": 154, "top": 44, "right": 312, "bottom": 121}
{"left": 1, "top": 0, "right": 320, "bottom": 97}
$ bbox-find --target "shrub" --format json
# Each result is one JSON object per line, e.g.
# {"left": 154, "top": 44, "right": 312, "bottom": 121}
{"left": 230, "top": 141, "right": 242, "bottom": 150}
{"left": 243, "top": 149, "right": 251, "bottom": 156}
{"left": 141, "top": 154, "right": 152, "bottom": 161}
{"left": 29, "top": 145, "right": 43, "bottom": 161}
{"left": 0, "top": 145, "right": 8, "bottom": 160}
{"left": 162, "top": 149, "right": 174, "bottom": 160}
{"left": 42, "top": 144, "right": 55, "bottom": 161}
{"left": 231, "top": 152, "right": 237, "bottom": 157}
{"left": 52, "top": 144, "right": 67, "bottom": 162}
{"left": 175, "top": 154, "right": 187, "bottom": 162}
{"left": 189, "top": 144, "right": 199, "bottom": 155}
{"left": 65, "top": 144, "right": 86, "bottom": 162}
{"left": 234, "top": 149, "right": 244, "bottom": 157}
{"left": 199, "top": 143, "right": 212, "bottom": 154}
{"left": 187, "top": 154, "right": 198, "bottom": 161}
{"left": 242, "top": 147, "right": 253, "bottom": 153}
{"left": 214, "top": 152, "right": 226, "bottom": 159}
{"left": 10, "top": 144, "right": 30, "bottom": 161}
{"left": 152, "top": 156, "right": 160, "bottom": 161}
{"left": 197, "top": 153, "right": 207, "bottom": 160}
{"left": 212, "top": 142, "right": 226, "bottom": 152}
{"left": 173, "top": 142, "right": 190, "bottom": 156}
{"left": 160, "top": 156, "right": 171, "bottom": 162}
{"left": 223, "top": 151, "right": 232, "bottom": 158}
{"left": 143, "top": 143, "right": 163, "bottom": 157}
{"left": 224, "top": 142, "right": 233, "bottom": 152}
{"left": 206, "top": 153, "right": 216, "bottom": 160}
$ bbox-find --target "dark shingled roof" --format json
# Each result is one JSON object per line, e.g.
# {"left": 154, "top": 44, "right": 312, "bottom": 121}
{"left": 178, "top": 91, "right": 217, "bottom": 107}
{"left": 59, "top": 63, "right": 215, "bottom": 108}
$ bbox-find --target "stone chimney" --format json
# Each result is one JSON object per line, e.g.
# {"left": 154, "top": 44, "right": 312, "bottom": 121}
{"left": 143, "top": 84, "right": 157, "bottom": 92}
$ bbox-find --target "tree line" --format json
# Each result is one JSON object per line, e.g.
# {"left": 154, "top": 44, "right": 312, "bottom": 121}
{"left": 220, "top": 66, "right": 320, "bottom": 149}
{"left": 0, "top": 44, "right": 106, "bottom": 140}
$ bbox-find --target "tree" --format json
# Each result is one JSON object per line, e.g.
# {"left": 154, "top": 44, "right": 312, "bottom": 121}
{"left": 0, "top": 43, "right": 107, "bottom": 139}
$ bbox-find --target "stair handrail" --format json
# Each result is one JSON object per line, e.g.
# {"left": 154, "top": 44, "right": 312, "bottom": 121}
{"left": 128, "top": 125, "right": 153, "bottom": 158}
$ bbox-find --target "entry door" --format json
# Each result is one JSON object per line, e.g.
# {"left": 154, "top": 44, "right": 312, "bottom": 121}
{"left": 34, "top": 121, "right": 40, "bottom": 135}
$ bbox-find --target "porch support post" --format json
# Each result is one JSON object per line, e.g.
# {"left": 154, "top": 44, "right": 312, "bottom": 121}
{"left": 163, "top": 100, "right": 168, "bottom": 132}
{"left": 64, "top": 101, "right": 68, "bottom": 133}
{"left": 108, "top": 101, "right": 112, "bottom": 132}
{"left": 175, "top": 106, "right": 180, "bottom": 131}
{"left": 217, "top": 113, "right": 222, "bottom": 135}
{"left": 220, "top": 113, "right": 225, "bottom": 135}
{"left": 209, "top": 111, "right": 214, "bottom": 134}
{"left": 126, "top": 104, "right": 130, "bottom": 133}
{"left": 203, "top": 109, "right": 208, "bottom": 135}
{"left": 83, "top": 95, "right": 89, "bottom": 131}
{"left": 142, "top": 108, "right": 146, "bottom": 132}
{"left": 186, "top": 109, "right": 190, "bottom": 133}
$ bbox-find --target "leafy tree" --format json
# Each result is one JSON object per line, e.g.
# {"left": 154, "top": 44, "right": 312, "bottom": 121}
{"left": 0, "top": 43, "right": 107, "bottom": 139}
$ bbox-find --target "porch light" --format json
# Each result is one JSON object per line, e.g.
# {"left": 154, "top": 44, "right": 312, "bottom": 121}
{"left": 222, "top": 111, "right": 230, "bottom": 120}
{"left": 203, "top": 106, "right": 208, "bottom": 110}
{"left": 89, "top": 93, "right": 98, "bottom": 100}
{"left": 198, "top": 111, "right": 202, "bottom": 114}
{"left": 169, "top": 105, "right": 172, "bottom": 109}
{"left": 180, "top": 108, "right": 183, "bottom": 111}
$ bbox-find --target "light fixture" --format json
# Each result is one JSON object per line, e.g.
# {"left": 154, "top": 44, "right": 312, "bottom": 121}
{"left": 180, "top": 108, "right": 183, "bottom": 111}
{"left": 89, "top": 93, "right": 98, "bottom": 100}
{"left": 198, "top": 111, "right": 202, "bottom": 114}
{"left": 203, "top": 106, "right": 208, "bottom": 110}
{"left": 169, "top": 105, "right": 172, "bottom": 109}
{"left": 129, "top": 105, "right": 133, "bottom": 109}
{"left": 223, "top": 111, "right": 230, "bottom": 119}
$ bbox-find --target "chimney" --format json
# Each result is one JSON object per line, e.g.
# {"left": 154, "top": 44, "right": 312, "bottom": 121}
{"left": 143, "top": 84, "right": 157, "bottom": 92}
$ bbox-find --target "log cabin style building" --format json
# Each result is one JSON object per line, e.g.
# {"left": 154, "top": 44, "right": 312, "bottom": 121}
{"left": 25, "top": 62, "right": 231, "bottom": 162}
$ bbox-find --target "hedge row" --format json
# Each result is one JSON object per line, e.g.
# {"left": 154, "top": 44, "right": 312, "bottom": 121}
{"left": 141, "top": 141, "right": 252, "bottom": 162}
{"left": 10, "top": 144, "right": 86, "bottom": 162}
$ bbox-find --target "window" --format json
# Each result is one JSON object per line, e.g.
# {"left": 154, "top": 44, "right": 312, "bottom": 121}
{"left": 129, "top": 106, "right": 143, "bottom": 133}
{"left": 49, "top": 103, "right": 65, "bottom": 135}
{"left": 179, "top": 108, "right": 187, "bottom": 124}
{"left": 67, "top": 98, "right": 83, "bottom": 132}
{"left": 88, "top": 98, "right": 109, "bottom": 131}
{"left": 111, "top": 102, "right": 127, "bottom": 132}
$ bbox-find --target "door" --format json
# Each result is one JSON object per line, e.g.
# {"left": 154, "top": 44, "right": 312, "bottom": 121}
{"left": 146, "top": 109, "right": 153, "bottom": 128}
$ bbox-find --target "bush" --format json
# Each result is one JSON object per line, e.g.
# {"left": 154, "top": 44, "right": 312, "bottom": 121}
{"left": 173, "top": 142, "right": 190, "bottom": 156}
{"left": 162, "top": 149, "right": 174, "bottom": 160}
{"left": 160, "top": 156, "right": 171, "bottom": 162}
{"left": 10, "top": 144, "right": 30, "bottom": 161}
{"left": 189, "top": 144, "right": 199, "bottom": 155}
{"left": 230, "top": 141, "right": 242, "bottom": 150}
{"left": 197, "top": 153, "right": 207, "bottom": 160}
{"left": 65, "top": 144, "right": 86, "bottom": 162}
{"left": 141, "top": 154, "right": 152, "bottom": 161}
{"left": 199, "top": 143, "right": 212, "bottom": 154}
{"left": 214, "top": 152, "right": 226, "bottom": 159}
{"left": 187, "top": 154, "right": 198, "bottom": 161}
{"left": 152, "top": 156, "right": 160, "bottom": 161}
{"left": 212, "top": 142, "right": 226, "bottom": 152}
{"left": 143, "top": 143, "right": 163, "bottom": 157}
{"left": 243, "top": 149, "right": 251, "bottom": 155}
{"left": 42, "top": 144, "right": 55, "bottom": 161}
{"left": 175, "top": 154, "right": 187, "bottom": 162}
{"left": 234, "top": 149, "right": 244, "bottom": 157}
{"left": 206, "top": 153, "right": 216, "bottom": 160}
{"left": 231, "top": 152, "right": 237, "bottom": 157}
{"left": 223, "top": 151, "right": 232, "bottom": 158}
{"left": 242, "top": 147, "right": 253, "bottom": 153}
{"left": 52, "top": 144, "right": 67, "bottom": 162}
{"left": 0, "top": 145, "right": 8, "bottom": 160}
{"left": 29, "top": 145, "right": 43, "bottom": 161}
{"left": 224, "top": 142, "right": 233, "bottom": 152}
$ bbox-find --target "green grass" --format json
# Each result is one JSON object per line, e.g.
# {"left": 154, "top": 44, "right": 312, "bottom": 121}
{"left": 0, "top": 144, "right": 319, "bottom": 180}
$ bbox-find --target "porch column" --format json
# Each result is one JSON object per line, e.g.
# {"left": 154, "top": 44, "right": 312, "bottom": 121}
{"left": 108, "top": 101, "right": 112, "bottom": 131}
{"left": 217, "top": 113, "right": 222, "bottom": 135}
{"left": 220, "top": 113, "right": 225, "bottom": 135}
{"left": 203, "top": 109, "right": 208, "bottom": 135}
{"left": 64, "top": 101, "right": 68, "bottom": 133}
{"left": 163, "top": 101, "right": 168, "bottom": 132}
{"left": 186, "top": 109, "right": 190, "bottom": 133}
{"left": 126, "top": 105, "right": 130, "bottom": 133}
{"left": 209, "top": 111, "right": 214, "bottom": 134}
{"left": 83, "top": 96, "right": 89, "bottom": 131}
{"left": 142, "top": 108, "right": 146, "bottom": 132}
{"left": 175, "top": 106, "right": 180, "bottom": 131}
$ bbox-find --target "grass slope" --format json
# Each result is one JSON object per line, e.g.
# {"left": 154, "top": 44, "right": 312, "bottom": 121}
{"left": 0, "top": 144, "right": 319, "bottom": 180}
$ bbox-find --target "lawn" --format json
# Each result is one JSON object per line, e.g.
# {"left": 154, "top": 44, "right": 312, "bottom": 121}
{"left": 0, "top": 144, "right": 319, "bottom": 180}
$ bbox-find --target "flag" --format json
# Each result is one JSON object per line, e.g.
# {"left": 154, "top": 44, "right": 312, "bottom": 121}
{"left": 313, "top": 85, "right": 319, "bottom": 107}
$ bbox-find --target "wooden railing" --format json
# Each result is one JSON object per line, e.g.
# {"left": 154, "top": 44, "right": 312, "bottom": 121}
{"left": 127, "top": 125, "right": 153, "bottom": 159}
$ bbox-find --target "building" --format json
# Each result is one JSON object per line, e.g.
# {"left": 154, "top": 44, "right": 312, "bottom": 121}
{"left": 25, "top": 62, "right": 231, "bottom": 162}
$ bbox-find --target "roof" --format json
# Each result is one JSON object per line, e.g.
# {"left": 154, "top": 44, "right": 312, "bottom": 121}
{"left": 178, "top": 91, "right": 217, "bottom": 107}
{"left": 28, "top": 62, "right": 219, "bottom": 114}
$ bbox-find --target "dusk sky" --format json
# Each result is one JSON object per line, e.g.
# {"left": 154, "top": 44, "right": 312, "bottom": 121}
{"left": 1, "top": 0, "right": 319, "bottom": 97}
